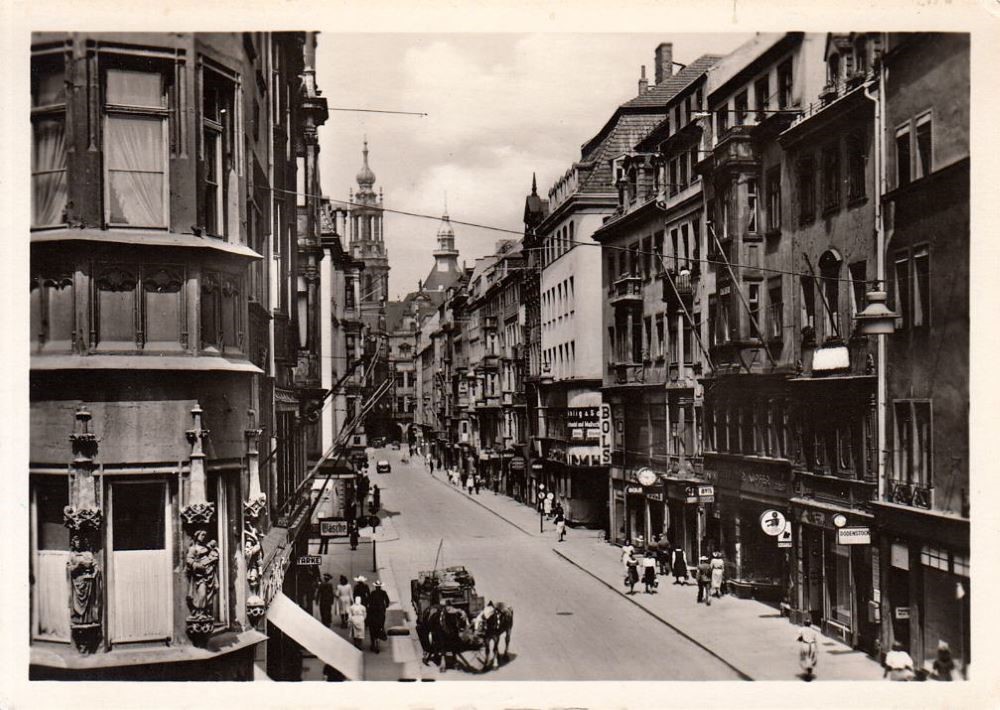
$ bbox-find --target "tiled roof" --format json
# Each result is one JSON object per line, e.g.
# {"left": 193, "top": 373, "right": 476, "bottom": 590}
{"left": 619, "top": 54, "right": 723, "bottom": 109}
{"left": 421, "top": 262, "right": 462, "bottom": 293}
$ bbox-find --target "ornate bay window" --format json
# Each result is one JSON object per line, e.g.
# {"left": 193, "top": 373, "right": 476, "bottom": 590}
{"left": 103, "top": 66, "right": 171, "bottom": 228}
{"left": 202, "top": 65, "right": 238, "bottom": 237}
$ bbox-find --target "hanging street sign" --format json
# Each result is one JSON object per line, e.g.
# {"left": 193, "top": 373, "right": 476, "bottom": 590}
{"left": 760, "top": 510, "right": 786, "bottom": 536}
{"left": 777, "top": 521, "right": 793, "bottom": 548}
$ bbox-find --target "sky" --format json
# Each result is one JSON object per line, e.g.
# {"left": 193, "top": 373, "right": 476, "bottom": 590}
{"left": 316, "top": 33, "right": 754, "bottom": 300}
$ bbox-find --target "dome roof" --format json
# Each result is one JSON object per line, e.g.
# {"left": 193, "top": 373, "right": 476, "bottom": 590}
{"left": 356, "top": 140, "right": 376, "bottom": 187}
{"left": 437, "top": 212, "right": 454, "bottom": 238}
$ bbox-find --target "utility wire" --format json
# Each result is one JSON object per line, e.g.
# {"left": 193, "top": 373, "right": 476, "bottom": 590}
{"left": 328, "top": 107, "right": 427, "bottom": 116}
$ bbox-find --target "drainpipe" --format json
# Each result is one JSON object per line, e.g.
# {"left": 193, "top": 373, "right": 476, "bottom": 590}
{"left": 863, "top": 45, "right": 887, "bottom": 505}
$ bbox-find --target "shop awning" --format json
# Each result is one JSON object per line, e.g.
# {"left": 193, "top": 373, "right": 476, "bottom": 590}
{"left": 266, "top": 592, "right": 363, "bottom": 680}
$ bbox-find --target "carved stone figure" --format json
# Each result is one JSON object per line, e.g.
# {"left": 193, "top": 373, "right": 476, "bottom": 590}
{"left": 185, "top": 529, "right": 220, "bottom": 617}
{"left": 66, "top": 533, "right": 102, "bottom": 653}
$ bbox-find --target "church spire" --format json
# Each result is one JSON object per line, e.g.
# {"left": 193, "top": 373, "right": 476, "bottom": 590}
{"left": 531, "top": 172, "right": 538, "bottom": 196}
{"left": 356, "top": 136, "right": 376, "bottom": 190}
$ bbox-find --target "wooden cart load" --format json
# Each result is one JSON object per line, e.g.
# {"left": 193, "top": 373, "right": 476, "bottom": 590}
{"left": 411, "top": 565, "right": 484, "bottom": 618}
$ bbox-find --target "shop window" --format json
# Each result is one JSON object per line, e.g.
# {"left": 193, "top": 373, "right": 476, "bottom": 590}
{"left": 31, "top": 54, "right": 67, "bottom": 228}
{"left": 828, "top": 538, "right": 852, "bottom": 625}
{"left": 920, "top": 545, "right": 949, "bottom": 571}
{"left": 953, "top": 554, "right": 970, "bottom": 577}
{"left": 103, "top": 66, "right": 170, "bottom": 228}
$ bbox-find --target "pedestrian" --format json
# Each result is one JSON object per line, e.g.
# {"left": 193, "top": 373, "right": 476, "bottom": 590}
{"left": 366, "top": 580, "right": 391, "bottom": 653}
{"left": 466, "top": 474, "right": 475, "bottom": 496}
{"left": 335, "top": 574, "right": 353, "bottom": 628}
{"left": 710, "top": 551, "right": 725, "bottom": 598}
{"left": 473, "top": 474, "right": 481, "bottom": 495}
{"left": 543, "top": 495, "right": 552, "bottom": 518}
{"left": 348, "top": 596, "right": 367, "bottom": 649}
{"left": 553, "top": 501, "right": 564, "bottom": 520}
{"left": 797, "top": 619, "right": 818, "bottom": 681}
{"left": 621, "top": 540, "right": 635, "bottom": 570}
{"left": 372, "top": 485, "right": 381, "bottom": 513}
{"left": 353, "top": 575, "right": 371, "bottom": 607}
{"left": 883, "top": 640, "right": 916, "bottom": 681}
{"left": 317, "top": 529, "right": 330, "bottom": 555}
{"left": 317, "top": 573, "right": 335, "bottom": 627}
{"left": 555, "top": 513, "right": 566, "bottom": 542}
{"left": 671, "top": 546, "right": 689, "bottom": 585}
{"left": 932, "top": 640, "right": 955, "bottom": 681}
{"left": 647, "top": 534, "right": 660, "bottom": 573}
{"left": 696, "top": 555, "right": 712, "bottom": 605}
{"left": 300, "top": 565, "right": 319, "bottom": 613}
{"left": 656, "top": 535, "right": 670, "bottom": 575}
{"left": 642, "top": 552, "right": 658, "bottom": 593}
{"left": 624, "top": 552, "right": 640, "bottom": 595}
{"left": 349, "top": 522, "right": 359, "bottom": 551}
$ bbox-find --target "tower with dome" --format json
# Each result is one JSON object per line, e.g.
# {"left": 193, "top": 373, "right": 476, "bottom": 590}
{"left": 347, "top": 139, "right": 390, "bottom": 332}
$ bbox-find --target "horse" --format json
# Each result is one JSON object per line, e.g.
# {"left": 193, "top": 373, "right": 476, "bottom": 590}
{"left": 477, "top": 601, "right": 514, "bottom": 671}
{"left": 416, "top": 603, "right": 480, "bottom": 672}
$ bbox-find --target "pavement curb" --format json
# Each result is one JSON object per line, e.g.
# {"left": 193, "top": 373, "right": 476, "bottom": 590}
{"left": 427, "top": 469, "right": 534, "bottom": 537}
{"left": 551, "top": 547, "right": 754, "bottom": 682}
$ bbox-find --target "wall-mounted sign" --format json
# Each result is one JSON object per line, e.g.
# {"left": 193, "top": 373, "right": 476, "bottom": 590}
{"left": 510, "top": 456, "right": 526, "bottom": 471}
{"left": 647, "top": 492, "right": 664, "bottom": 502}
{"left": 894, "top": 606, "right": 910, "bottom": 620}
{"left": 599, "top": 403, "right": 612, "bottom": 466}
{"left": 837, "top": 526, "right": 871, "bottom": 545}
{"left": 567, "top": 407, "right": 601, "bottom": 442}
{"left": 626, "top": 485, "right": 644, "bottom": 495}
{"left": 760, "top": 510, "right": 786, "bottom": 536}
{"left": 319, "top": 518, "right": 349, "bottom": 538}
{"left": 298, "top": 556, "right": 322, "bottom": 566}
{"left": 777, "top": 521, "right": 793, "bottom": 548}
{"left": 685, "top": 485, "right": 715, "bottom": 504}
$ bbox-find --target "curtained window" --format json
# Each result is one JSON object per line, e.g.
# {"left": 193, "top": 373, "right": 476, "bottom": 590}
{"left": 203, "top": 68, "right": 236, "bottom": 237}
{"left": 31, "top": 58, "right": 67, "bottom": 228}
{"left": 104, "top": 68, "right": 168, "bottom": 227}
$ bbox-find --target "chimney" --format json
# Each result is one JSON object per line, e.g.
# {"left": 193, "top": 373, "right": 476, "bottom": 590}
{"left": 655, "top": 43, "right": 673, "bottom": 84}
{"left": 638, "top": 65, "right": 648, "bottom": 96}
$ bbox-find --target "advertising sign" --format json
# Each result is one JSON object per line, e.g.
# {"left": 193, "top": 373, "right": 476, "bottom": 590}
{"left": 298, "top": 555, "right": 322, "bottom": 566}
{"left": 319, "top": 518, "right": 349, "bottom": 538}
{"left": 760, "top": 510, "right": 786, "bottom": 536}
{"left": 510, "top": 456, "right": 526, "bottom": 471}
{"left": 777, "top": 521, "right": 793, "bottom": 548}
{"left": 599, "top": 403, "right": 612, "bottom": 466}
{"left": 567, "top": 407, "right": 601, "bottom": 442}
{"left": 837, "top": 526, "right": 871, "bottom": 545}
{"left": 685, "top": 485, "right": 715, "bottom": 504}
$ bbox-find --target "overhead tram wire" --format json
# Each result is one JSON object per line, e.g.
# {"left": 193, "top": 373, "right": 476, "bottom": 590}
{"left": 273, "top": 186, "right": 870, "bottom": 287}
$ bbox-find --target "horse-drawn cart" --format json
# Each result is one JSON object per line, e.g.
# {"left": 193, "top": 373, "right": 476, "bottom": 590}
{"left": 411, "top": 565, "right": 485, "bottom": 618}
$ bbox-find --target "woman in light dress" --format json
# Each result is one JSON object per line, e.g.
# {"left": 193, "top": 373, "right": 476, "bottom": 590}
{"left": 709, "top": 551, "right": 725, "bottom": 598}
{"left": 334, "top": 575, "right": 353, "bottom": 629}
{"left": 348, "top": 596, "right": 367, "bottom": 648}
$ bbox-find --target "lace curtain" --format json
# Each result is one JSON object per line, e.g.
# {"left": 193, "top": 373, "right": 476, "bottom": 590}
{"left": 31, "top": 118, "right": 67, "bottom": 227}
{"left": 106, "top": 115, "right": 165, "bottom": 227}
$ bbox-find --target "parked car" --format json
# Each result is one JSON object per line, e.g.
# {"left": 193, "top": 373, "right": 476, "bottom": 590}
{"left": 376, "top": 460, "right": 391, "bottom": 474}
{"left": 389, "top": 442, "right": 400, "bottom": 450}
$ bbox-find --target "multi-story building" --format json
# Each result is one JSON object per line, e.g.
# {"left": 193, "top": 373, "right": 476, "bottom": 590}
{"left": 872, "top": 32, "right": 970, "bottom": 674}
{"left": 776, "top": 33, "right": 883, "bottom": 652}
{"left": 594, "top": 52, "right": 720, "bottom": 557}
{"left": 696, "top": 32, "right": 826, "bottom": 606}
{"left": 28, "top": 32, "right": 328, "bottom": 680}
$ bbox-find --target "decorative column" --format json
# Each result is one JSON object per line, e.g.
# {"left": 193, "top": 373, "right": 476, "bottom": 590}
{"left": 243, "top": 411, "right": 266, "bottom": 626}
{"left": 63, "top": 406, "right": 103, "bottom": 654}
{"left": 181, "top": 404, "right": 218, "bottom": 646}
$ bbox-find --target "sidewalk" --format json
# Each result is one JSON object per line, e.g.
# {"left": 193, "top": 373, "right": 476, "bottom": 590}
{"left": 300, "top": 507, "right": 425, "bottom": 681}
{"left": 430, "top": 468, "right": 885, "bottom": 681}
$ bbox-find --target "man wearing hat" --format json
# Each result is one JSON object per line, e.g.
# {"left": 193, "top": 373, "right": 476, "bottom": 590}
{"left": 353, "top": 575, "right": 371, "bottom": 607}
{"left": 696, "top": 555, "right": 713, "bottom": 605}
{"left": 317, "top": 573, "right": 335, "bottom": 628}
{"left": 366, "top": 580, "right": 391, "bottom": 653}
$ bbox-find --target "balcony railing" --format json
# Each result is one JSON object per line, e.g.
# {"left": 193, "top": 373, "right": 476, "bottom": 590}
{"left": 886, "top": 480, "right": 932, "bottom": 510}
{"left": 483, "top": 316, "right": 498, "bottom": 331}
{"left": 661, "top": 268, "right": 694, "bottom": 309}
{"left": 609, "top": 275, "right": 643, "bottom": 308}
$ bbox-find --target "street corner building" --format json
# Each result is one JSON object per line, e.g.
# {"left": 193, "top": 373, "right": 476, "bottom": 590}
{"left": 27, "top": 31, "right": 365, "bottom": 680}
